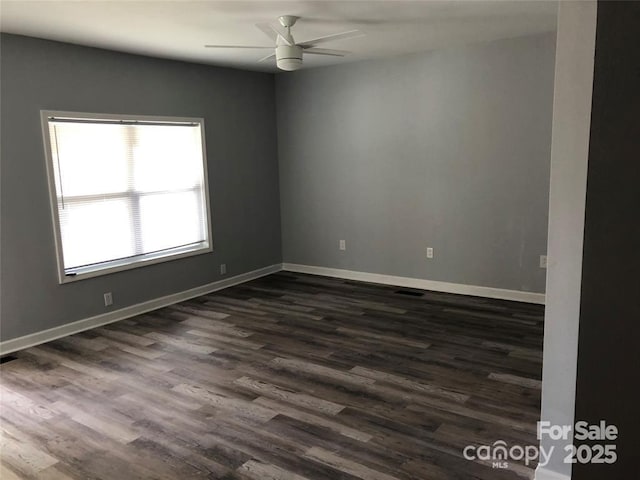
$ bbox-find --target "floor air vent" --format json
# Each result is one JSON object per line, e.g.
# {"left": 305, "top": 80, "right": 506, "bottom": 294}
{"left": 395, "top": 289, "right": 424, "bottom": 297}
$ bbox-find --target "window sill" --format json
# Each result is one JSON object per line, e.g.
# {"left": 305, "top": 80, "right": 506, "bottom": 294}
{"left": 58, "top": 243, "right": 212, "bottom": 284}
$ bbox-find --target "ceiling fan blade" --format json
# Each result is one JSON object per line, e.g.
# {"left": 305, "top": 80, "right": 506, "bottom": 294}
{"left": 255, "top": 22, "right": 277, "bottom": 41}
{"left": 205, "top": 45, "right": 273, "bottom": 49}
{"left": 303, "top": 47, "right": 350, "bottom": 57}
{"left": 255, "top": 22, "right": 293, "bottom": 46}
{"left": 258, "top": 53, "right": 276, "bottom": 63}
{"left": 298, "top": 30, "right": 364, "bottom": 48}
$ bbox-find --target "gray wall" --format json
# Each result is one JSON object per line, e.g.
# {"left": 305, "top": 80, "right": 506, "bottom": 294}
{"left": 276, "top": 33, "right": 556, "bottom": 293}
{"left": 0, "top": 34, "right": 282, "bottom": 341}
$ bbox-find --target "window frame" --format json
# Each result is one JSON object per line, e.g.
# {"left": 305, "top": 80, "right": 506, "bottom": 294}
{"left": 40, "top": 110, "right": 214, "bottom": 284}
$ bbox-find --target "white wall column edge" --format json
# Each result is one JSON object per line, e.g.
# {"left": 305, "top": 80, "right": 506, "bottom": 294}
{"left": 538, "top": 1, "right": 598, "bottom": 477}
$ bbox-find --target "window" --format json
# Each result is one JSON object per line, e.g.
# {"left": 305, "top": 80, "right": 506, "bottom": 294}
{"left": 41, "top": 111, "right": 212, "bottom": 283}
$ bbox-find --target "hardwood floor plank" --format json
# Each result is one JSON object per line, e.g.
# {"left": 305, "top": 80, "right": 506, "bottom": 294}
{"left": 0, "top": 386, "right": 59, "bottom": 421}
{"left": 271, "top": 357, "right": 376, "bottom": 387}
{"left": 350, "top": 366, "right": 470, "bottom": 403}
{"left": 51, "top": 401, "right": 141, "bottom": 444}
{"left": 488, "top": 373, "right": 542, "bottom": 389}
{"left": 0, "top": 427, "right": 59, "bottom": 476}
{"left": 237, "top": 458, "right": 312, "bottom": 480}
{"left": 304, "top": 447, "right": 400, "bottom": 480}
{"left": 234, "top": 376, "right": 345, "bottom": 415}
{"left": 143, "top": 331, "right": 218, "bottom": 355}
{"left": 253, "top": 397, "right": 373, "bottom": 442}
{"left": 173, "top": 383, "right": 278, "bottom": 423}
{"left": 0, "top": 462, "right": 25, "bottom": 480}
{"left": 186, "top": 328, "right": 266, "bottom": 350}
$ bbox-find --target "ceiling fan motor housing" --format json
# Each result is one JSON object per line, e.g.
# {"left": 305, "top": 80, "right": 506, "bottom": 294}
{"left": 276, "top": 45, "right": 303, "bottom": 71}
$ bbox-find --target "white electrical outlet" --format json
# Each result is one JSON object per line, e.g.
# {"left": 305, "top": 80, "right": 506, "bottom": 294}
{"left": 426, "top": 247, "right": 434, "bottom": 259}
{"left": 339, "top": 240, "right": 346, "bottom": 251}
{"left": 540, "top": 255, "right": 548, "bottom": 269}
{"left": 103, "top": 292, "right": 113, "bottom": 307}
{"left": 220, "top": 263, "right": 227, "bottom": 275}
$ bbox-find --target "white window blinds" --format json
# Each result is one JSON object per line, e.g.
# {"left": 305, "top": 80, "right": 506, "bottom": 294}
{"left": 43, "top": 113, "right": 212, "bottom": 281}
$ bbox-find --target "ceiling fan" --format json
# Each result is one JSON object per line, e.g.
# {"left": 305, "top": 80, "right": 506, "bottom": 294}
{"left": 205, "top": 15, "right": 364, "bottom": 71}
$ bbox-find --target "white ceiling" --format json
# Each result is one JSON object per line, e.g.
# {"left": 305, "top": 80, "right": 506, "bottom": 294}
{"left": 0, "top": 1, "right": 558, "bottom": 73}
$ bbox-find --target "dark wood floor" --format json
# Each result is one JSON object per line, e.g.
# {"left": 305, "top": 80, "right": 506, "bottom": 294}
{"left": 0, "top": 272, "right": 544, "bottom": 480}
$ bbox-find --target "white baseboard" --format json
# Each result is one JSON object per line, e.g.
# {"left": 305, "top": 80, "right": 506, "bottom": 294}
{"left": 0, "top": 263, "right": 281, "bottom": 355}
{"left": 535, "top": 466, "right": 571, "bottom": 480}
{"left": 282, "top": 263, "right": 546, "bottom": 305}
